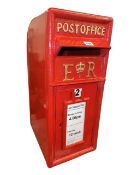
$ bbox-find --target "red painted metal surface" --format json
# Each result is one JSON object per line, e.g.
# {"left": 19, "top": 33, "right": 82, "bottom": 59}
{"left": 27, "top": 8, "right": 113, "bottom": 167}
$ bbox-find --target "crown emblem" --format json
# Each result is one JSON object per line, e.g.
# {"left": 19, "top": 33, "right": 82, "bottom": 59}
{"left": 76, "top": 62, "right": 85, "bottom": 77}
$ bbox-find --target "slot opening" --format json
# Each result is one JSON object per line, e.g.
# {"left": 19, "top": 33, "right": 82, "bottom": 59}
{"left": 58, "top": 47, "right": 105, "bottom": 56}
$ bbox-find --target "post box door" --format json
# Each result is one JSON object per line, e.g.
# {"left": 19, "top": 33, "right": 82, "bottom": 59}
{"left": 54, "top": 83, "right": 99, "bottom": 160}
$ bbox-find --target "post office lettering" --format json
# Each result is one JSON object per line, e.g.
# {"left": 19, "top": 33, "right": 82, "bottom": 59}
{"left": 57, "top": 22, "right": 106, "bottom": 36}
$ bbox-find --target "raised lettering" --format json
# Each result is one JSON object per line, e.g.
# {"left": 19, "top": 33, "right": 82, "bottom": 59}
{"left": 69, "top": 23, "right": 74, "bottom": 33}
{"left": 87, "top": 62, "right": 96, "bottom": 78}
{"left": 91, "top": 25, "right": 96, "bottom": 35}
{"left": 57, "top": 22, "right": 106, "bottom": 36}
{"left": 63, "top": 64, "right": 74, "bottom": 81}
{"left": 57, "top": 22, "right": 62, "bottom": 32}
{"left": 97, "top": 27, "right": 101, "bottom": 35}
{"left": 86, "top": 26, "right": 91, "bottom": 35}
{"left": 80, "top": 25, "right": 86, "bottom": 34}
{"left": 75, "top": 24, "right": 80, "bottom": 34}
{"left": 101, "top": 27, "right": 106, "bottom": 36}
{"left": 63, "top": 23, "right": 69, "bottom": 32}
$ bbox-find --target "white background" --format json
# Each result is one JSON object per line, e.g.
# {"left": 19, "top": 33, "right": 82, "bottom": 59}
{"left": 0, "top": 0, "right": 131, "bottom": 174}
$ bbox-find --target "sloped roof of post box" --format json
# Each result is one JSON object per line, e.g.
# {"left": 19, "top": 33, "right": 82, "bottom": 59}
{"left": 48, "top": 8, "right": 113, "bottom": 23}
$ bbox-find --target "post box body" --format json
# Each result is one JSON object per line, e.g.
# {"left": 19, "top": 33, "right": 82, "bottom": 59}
{"left": 27, "top": 8, "right": 113, "bottom": 167}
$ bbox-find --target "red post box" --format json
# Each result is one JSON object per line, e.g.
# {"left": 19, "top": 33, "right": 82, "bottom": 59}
{"left": 27, "top": 8, "right": 113, "bottom": 167}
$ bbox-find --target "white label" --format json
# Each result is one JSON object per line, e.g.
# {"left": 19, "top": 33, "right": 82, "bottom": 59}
{"left": 66, "top": 102, "right": 86, "bottom": 146}
{"left": 83, "top": 41, "right": 94, "bottom": 46}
